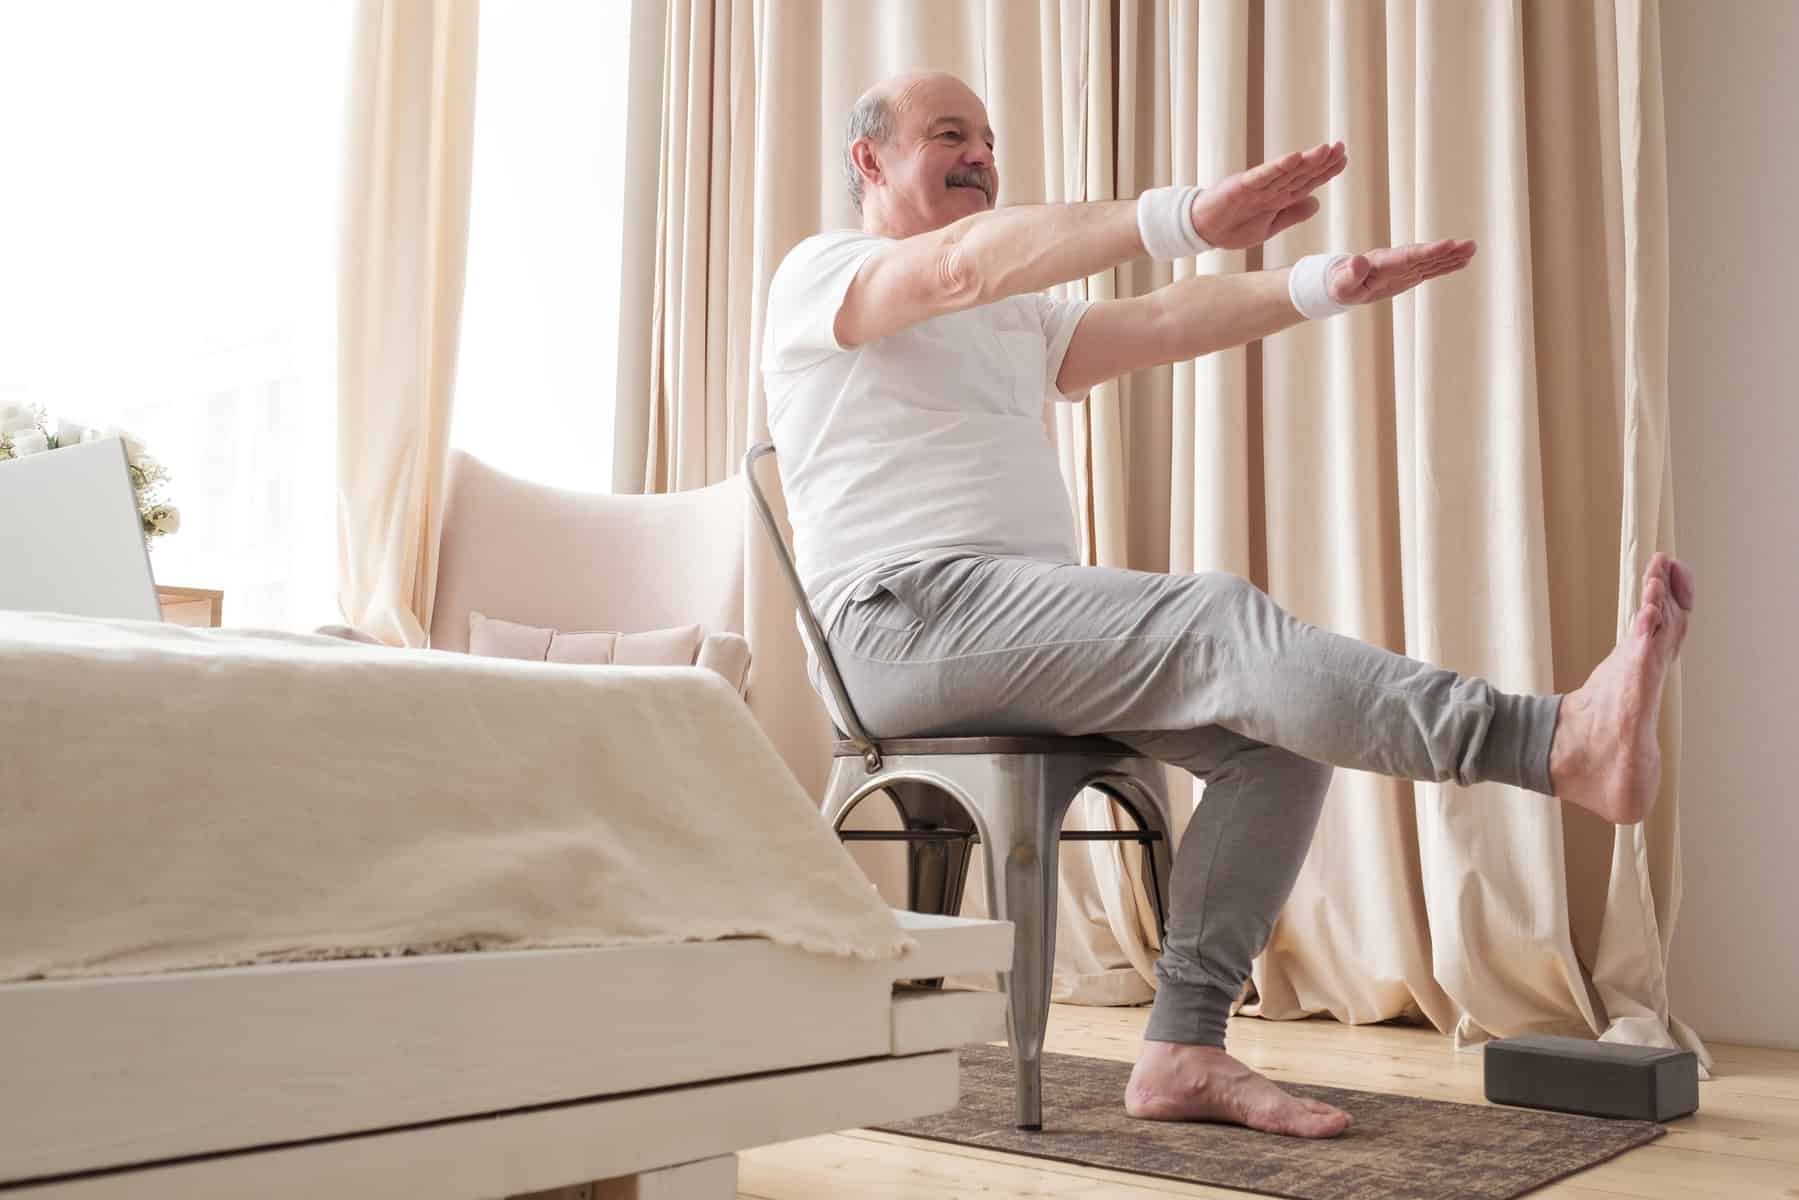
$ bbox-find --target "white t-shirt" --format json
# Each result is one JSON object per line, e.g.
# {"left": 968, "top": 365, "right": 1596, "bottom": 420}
{"left": 761, "top": 230, "right": 1092, "bottom": 631}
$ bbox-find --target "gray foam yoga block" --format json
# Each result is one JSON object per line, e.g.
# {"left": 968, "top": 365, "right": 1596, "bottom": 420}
{"left": 1483, "top": 1033, "right": 1699, "bottom": 1122}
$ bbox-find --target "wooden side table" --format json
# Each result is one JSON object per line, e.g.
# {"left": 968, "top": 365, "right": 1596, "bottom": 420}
{"left": 156, "top": 586, "right": 223, "bottom": 628}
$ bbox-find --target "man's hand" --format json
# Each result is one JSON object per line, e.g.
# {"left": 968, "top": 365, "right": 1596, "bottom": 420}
{"left": 1326, "top": 239, "right": 1478, "bottom": 306}
{"left": 1188, "top": 142, "right": 1347, "bottom": 250}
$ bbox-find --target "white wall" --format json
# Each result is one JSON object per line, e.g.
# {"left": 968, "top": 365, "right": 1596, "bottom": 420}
{"left": 1662, "top": 0, "right": 1799, "bottom": 1050}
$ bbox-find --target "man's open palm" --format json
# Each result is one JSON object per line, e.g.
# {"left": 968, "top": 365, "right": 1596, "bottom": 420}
{"left": 1326, "top": 239, "right": 1478, "bottom": 306}
{"left": 1190, "top": 142, "right": 1347, "bottom": 250}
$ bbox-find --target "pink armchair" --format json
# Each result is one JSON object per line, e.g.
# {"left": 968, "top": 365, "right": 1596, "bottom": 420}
{"left": 430, "top": 451, "right": 749, "bottom": 685}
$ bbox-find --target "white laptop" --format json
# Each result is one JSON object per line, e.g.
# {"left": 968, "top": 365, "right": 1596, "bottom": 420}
{"left": 0, "top": 436, "right": 163, "bottom": 622}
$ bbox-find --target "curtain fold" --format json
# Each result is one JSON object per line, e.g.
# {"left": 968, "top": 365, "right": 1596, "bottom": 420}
{"left": 645, "top": 0, "right": 757, "bottom": 494}
{"left": 337, "top": 0, "right": 480, "bottom": 646}
{"left": 616, "top": 0, "right": 1703, "bottom": 1064}
{"left": 1584, "top": 0, "right": 1704, "bottom": 1062}
{"left": 622, "top": 0, "right": 835, "bottom": 793}
{"left": 1097, "top": 0, "right": 1700, "bottom": 1066}
{"left": 1376, "top": 0, "right": 1593, "bottom": 1049}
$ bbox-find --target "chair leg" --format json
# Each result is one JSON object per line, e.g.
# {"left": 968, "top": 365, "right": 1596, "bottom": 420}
{"left": 1117, "top": 765, "right": 1178, "bottom": 950}
{"left": 818, "top": 757, "right": 866, "bottom": 830}
{"left": 823, "top": 753, "right": 1179, "bottom": 1134}
{"left": 1140, "top": 770, "right": 1178, "bottom": 950}
{"left": 889, "top": 782, "right": 977, "bottom": 921}
{"left": 889, "top": 782, "right": 977, "bottom": 989}
{"left": 980, "top": 779, "right": 1061, "bottom": 1131}
{"left": 822, "top": 771, "right": 981, "bottom": 988}
{"left": 1149, "top": 822, "right": 1175, "bottom": 949}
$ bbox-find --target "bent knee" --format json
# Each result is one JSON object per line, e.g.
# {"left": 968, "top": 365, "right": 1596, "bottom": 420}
{"left": 1229, "top": 743, "right": 1334, "bottom": 797}
{"left": 1182, "top": 570, "right": 1274, "bottom": 618}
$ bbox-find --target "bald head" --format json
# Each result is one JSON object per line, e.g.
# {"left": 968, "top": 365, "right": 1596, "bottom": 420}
{"left": 844, "top": 70, "right": 997, "bottom": 237}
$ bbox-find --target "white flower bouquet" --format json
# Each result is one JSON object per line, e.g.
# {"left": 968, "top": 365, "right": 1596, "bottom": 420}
{"left": 0, "top": 402, "right": 181, "bottom": 542}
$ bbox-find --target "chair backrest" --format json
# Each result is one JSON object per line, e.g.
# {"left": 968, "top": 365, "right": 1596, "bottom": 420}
{"left": 431, "top": 449, "right": 745, "bottom": 653}
{"left": 741, "top": 442, "right": 884, "bottom": 770}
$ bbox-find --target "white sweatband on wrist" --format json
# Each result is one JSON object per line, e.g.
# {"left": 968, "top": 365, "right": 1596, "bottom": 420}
{"left": 1136, "top": 185, "right": 1214, "bottom": 259}
{"left": 1288, "top": 252, "right": 1352, "bottom": 319}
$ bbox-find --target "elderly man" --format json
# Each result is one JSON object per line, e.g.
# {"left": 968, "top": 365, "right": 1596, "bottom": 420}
{"left": 760, "top": 70, "right": 1695, "bottom": 1140}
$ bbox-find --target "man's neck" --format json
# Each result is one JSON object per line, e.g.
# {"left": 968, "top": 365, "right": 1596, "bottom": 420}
{"left": 861, "top": 213, "right": 902, "bottom": 239}
{"left": 860, "top": 203, "right": 945, "bottom": 241}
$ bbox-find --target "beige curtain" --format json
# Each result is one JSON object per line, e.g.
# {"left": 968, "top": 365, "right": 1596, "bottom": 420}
{"left": 1058, "top": 0, "right": 1703, "bottom": 1065}
{"left": 618, "top": 0, "right": 1705, "bottom": 1063}
{"left": 612, "top": 0, "right": 837, "bottom": 794}
{"left": 338, "top": 0, "right": 480, "bottom": 646}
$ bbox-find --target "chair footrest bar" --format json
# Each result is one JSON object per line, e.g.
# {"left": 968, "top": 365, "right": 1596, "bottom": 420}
{"left": 838, "top": 830, "right": 979, "bottom": 842}
{"left": 835, "top": 830, "right": 1162, "bottom": 843}
{"left": 1058, "top": 831, "right": 1164, "bottom": 842}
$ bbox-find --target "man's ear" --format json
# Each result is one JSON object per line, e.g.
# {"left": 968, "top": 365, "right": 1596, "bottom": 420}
{"left": 851, "top": 138, "right": 884, "bottom": 192}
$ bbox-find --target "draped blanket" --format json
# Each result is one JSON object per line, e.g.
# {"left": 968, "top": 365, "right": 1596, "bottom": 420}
{"left": 0, "top": 612, "right": 910, "bottom": 982}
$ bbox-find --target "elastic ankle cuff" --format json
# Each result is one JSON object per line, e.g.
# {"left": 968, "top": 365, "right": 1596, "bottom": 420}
{"left": 1145, "top": 978, "right": 1235, "bottom": 1047}
{"left": 1476, "top": 691, "right": 1562, "bottom": 795}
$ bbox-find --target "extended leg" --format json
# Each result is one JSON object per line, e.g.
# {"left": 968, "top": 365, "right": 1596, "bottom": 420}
{"left": 829, "top": 551, "right": 1695, "bottom": 829}
{"left": 829, "top": 557, "right": 1560, "bottom": 796}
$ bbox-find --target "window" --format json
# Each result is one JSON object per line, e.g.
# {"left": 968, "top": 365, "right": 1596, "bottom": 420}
{"left": 452, "top": 0, "right": 633, "bottom": 493}
{"left": 0, "top": 0, "right": 353, "bottom": 631}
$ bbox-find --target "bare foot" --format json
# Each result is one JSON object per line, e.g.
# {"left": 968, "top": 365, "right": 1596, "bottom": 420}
{"left": 1550, "top": 552, "right": 1696, "bottom": 824}
{"left": 1125, "top": 1040, "right": 1353, "bottom": 1138}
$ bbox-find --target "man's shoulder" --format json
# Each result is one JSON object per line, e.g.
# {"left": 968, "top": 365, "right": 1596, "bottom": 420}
{"left": 763, "top": 231, "right": 893, "bottom": 379}
{"left": 792, "top": 228, "right": 886, "bottom": 254}
{"left": 772, "top": 230, "right": 888, "bottom": 283}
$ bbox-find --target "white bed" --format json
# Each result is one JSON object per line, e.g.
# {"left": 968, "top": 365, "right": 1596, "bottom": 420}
{"left": 0, "top": 911, "right": 1009, "bottom": 1198}
{"left": 0, "top": 613, "right": 1010, "bottom": 1198}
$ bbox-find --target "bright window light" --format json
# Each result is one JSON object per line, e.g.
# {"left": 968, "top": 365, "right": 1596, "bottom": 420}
{"left": 0, "top": 0, "right": 353, "bottom": 631}
{"left": 453, "top": 0, "right": 632, "bottom": 494}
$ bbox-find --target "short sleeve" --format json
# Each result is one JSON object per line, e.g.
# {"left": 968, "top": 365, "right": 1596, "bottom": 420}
{"left": 1033, "top": 292, "right": 1094, "bottom": 403}
{"left": 762, "top": 232, "right": 888, "bottom": 375}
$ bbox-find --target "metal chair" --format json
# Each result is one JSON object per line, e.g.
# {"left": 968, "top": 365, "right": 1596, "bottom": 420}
{"left": 743, "top": 442, "right": 1178, "bottom": 1130}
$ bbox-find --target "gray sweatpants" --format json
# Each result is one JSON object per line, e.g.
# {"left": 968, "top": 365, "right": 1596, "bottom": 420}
{"left": 820, "top": 552, "right": 1562, "bottom": 1048}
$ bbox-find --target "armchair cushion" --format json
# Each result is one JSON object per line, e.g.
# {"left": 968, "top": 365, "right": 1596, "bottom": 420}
{"left": 468, "top": 611, "right": 554, "bottom": 661}
{"left": 694, "top": 632, "right": 752, "bottom": 695}
{"left": 466, "top": 611, "right": 749, "bottom": 694}
{"left": 609, "top": 622, "right": 703, "bottom": 667}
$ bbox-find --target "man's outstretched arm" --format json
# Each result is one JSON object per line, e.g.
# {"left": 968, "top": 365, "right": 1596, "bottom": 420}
{"left": 834, "top": 142, "right": 1347, "bottom": 349}
{"left": 1055, "top": 239, "right": 1479, "bottom": 395}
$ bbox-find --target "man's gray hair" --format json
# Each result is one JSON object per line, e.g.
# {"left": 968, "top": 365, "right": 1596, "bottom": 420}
{"left": 844, "top": 91, "right": 895, "bottom": 211}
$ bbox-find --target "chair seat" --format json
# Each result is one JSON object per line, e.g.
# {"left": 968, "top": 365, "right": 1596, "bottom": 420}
{"left": 831, "top": 734, "right": 1145, "bottom": 759}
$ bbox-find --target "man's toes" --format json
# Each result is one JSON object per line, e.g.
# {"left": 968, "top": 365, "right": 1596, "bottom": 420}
{"left": 1648, "top": 595, "right": 1688, "bottom": 660}
{"left": 1302, "top": 1099, "right": 1349, "bottom": 1122}
{"left": 1669, "top": 558, "right": 1697, "bottom": 610}
{"left": 1293, "top": 1107, "right": 1352, "bottom": 1137}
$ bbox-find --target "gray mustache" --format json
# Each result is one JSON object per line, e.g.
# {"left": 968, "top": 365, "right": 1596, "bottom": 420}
{"left": 946, "top": 169, "right": 993, "bottom": 197}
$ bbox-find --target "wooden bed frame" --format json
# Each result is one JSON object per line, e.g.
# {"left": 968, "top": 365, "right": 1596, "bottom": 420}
{"left": 0, "top": 911, "right": 1010, "bottom": 1199}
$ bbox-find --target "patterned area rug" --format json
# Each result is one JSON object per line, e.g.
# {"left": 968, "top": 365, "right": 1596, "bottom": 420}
{"left": 877, "top": 1044, "right": 1664, "bottom": 1200}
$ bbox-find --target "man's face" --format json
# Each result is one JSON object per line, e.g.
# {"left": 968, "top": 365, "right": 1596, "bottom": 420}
{"left": 875, "top": 76, "right": 998, "bottom": 234}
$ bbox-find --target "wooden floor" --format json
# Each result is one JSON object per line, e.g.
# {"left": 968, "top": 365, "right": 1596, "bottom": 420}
{"left": 738, "top": 1003, "right": 1799, "bottom": 1199}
